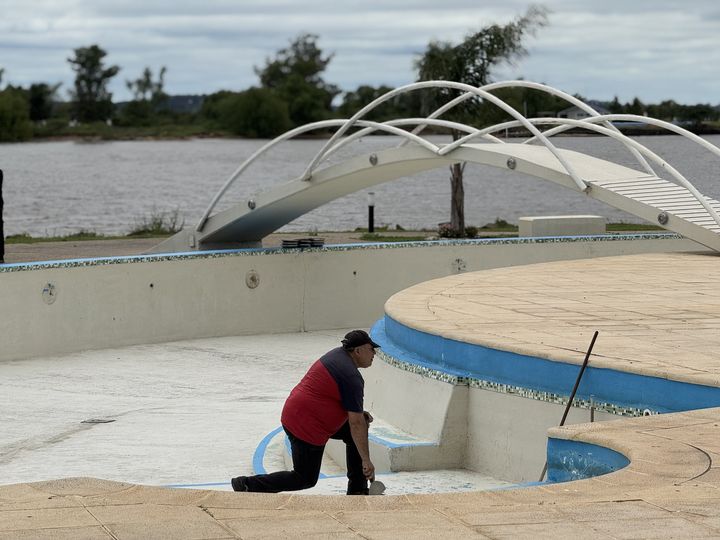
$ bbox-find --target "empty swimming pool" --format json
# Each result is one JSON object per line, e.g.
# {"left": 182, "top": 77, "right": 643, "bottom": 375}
{"left": 0, "top": 331, "right": 513, "bottom": 495}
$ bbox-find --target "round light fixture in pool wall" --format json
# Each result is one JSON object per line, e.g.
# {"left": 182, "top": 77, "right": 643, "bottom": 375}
{"left": 245, "top": 270, "right": 260, "bottom": 289}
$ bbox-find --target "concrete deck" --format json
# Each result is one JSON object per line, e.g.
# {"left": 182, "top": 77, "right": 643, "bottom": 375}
{"left": 385, "top": 251, "right": 720, "bottom": 388}
{"left": 2, "top": 251, "right": 720, "bottom": 538}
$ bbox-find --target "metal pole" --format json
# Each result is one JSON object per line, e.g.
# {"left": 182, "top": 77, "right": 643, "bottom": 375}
{"left": 367, "top": 191, "right": 375, "bottom": 233}
{"left": 539, "top": 331, "right": 599, "bottom": 482}
{"left": 0, "top": 168, "right": 4, "bottom": 264}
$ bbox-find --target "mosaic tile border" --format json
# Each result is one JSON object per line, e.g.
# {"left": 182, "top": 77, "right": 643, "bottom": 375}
{"left": 376, "top": 349, "right": 658, "bottom": 418}
{"left": 0, "top": 233, "right": 681, "bottom": 273}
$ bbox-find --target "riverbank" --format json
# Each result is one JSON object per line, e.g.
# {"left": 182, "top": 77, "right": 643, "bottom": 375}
{"left": 20, "top": 119, "right": 720, "bottom": 143}
{"left": 1, "top": 224, "right": 665, "bottom": 264}
{"left": 0, "top": 231, "right": 440, "bottom": 263}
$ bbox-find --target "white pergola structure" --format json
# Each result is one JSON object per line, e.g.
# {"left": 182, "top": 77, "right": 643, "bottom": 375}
{"left": 150, "top": 80, "right": 720, "bottom": 254}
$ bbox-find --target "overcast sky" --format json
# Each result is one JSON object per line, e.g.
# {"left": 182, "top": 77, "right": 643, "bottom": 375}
{"left": 1, "top": 0, "right": 718, "bottom": 105}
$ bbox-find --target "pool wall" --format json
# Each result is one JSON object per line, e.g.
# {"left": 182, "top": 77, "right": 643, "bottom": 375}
{"left": 367, "top": 308, "right": 720, "bottom": 483}
{"left": 0, "top": 235, "right": 697, "bottom": 362}
{"left": 365, "top": 318, "right": 617, "bottom": 482}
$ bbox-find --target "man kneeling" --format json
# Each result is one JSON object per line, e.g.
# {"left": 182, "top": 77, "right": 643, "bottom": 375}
{"left": 231, "top": 330, "right": 378, "bottom": 495}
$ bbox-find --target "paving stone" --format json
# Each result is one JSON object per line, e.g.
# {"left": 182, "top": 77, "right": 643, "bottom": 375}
{"left": 223, "top": 513, "right": 351, "bottom": 538}
{"left": 0, "top": 507, "right": 97, "bottom": 531}
{"left": 583, "top": 516, "right": 719, "bottom": 539}
{"left": 105, "top": 519, "right": 233, "bottom": 540}
{"left": 0, "top": 526, "right": 113, "bottom": 539}
{"left": 332, "top": 509, "right": 461, "bottom": 531}
{"left": 476, "top": 520, "right": 615, "bottom": 539}
{"left": 87, "top": 503, "right": 214, "bottom": 524}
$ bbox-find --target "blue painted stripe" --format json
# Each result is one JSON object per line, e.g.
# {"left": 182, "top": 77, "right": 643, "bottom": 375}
{"left": 252, "top": 426, "right": 284, "bottom": 475}
{"left": 162, "top": 481, "right": 229, "bottom": 488}
{"left": 371, "top": 316, "right": 720, "bottom": 413}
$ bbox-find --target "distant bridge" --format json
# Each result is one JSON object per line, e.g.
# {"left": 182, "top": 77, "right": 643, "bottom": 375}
{"left": 150, "top": 80, "right": 720, "bottom": 254}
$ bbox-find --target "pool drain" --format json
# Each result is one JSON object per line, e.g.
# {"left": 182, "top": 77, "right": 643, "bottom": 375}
{"left": 42, "top": 283, "right": 57, "bottom": 305}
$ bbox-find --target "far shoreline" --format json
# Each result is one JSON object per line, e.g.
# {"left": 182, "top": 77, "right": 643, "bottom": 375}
{"left": 11, "top": 123, "right": 720, "bottom": 145}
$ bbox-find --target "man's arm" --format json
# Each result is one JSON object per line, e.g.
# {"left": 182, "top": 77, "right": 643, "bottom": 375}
{"left": 347, "top": 411, "right": 375, "bottom": 481}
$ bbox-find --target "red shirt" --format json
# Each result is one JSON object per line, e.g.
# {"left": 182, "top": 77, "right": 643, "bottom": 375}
{"left": 281, "top": 347, "right": 364, "bottom": 445}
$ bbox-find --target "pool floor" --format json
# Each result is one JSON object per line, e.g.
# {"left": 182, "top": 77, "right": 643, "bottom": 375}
{"left": 0, "top": 331, "right": 511, "bottom": 495}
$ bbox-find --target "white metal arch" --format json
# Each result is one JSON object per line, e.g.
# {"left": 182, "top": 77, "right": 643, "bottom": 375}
{"left": 150, "top": 80, "right": 720, "bottom": 255}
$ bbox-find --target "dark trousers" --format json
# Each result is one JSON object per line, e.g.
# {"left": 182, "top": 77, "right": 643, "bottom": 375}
{"left": 245, "top": 422, "right": 367, "bottom": 494}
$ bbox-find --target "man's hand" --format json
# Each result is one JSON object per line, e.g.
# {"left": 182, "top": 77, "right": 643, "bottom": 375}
{"left": 362, "top": 459, "right": 375, "bottom": 482}
{"left": 348, "top": 411, "right": 374, "bottom": 483}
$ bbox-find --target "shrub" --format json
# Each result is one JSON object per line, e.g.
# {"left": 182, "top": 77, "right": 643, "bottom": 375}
{"left": 438, "top": 222, "right": 462, "bottom": 238}
{"left": 218, "top": 88, "right": 292, "bottom": 138}
{"left": 0, "top": 89, "right": 32, "bottom": 142}
{"left": 128, "top": 208, "right": 184, "bottom": 236}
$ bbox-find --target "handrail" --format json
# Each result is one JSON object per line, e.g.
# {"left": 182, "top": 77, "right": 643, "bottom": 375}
{"left": 402, "top": 80, "right": 655, "bottom": 177}
{"left": 195, "top": 119, "right": 442, "bottom": 232}
{"left": 197, "top": 119, "right": 341, "bottom": 232}
{"left": 197, "top": 80, "right": 719, "bottom": 235}
{"left": 453, "top": 116, "right": 720, "bottom": 229}
{"left": 529, "top": 114, "right": 720, "bottom": 161}
{"left": 299, "top": 80, "right": 588, "bottom": 192}
{"left": 196, "top": 117, "right": 500, "bottom": 232}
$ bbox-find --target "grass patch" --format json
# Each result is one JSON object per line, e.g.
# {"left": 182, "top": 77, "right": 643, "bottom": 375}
{"left": 5, "top": 230, "right": 112, "bottom": 244}
{"left": 127, "top": 208, "right": 184, "bottom": 237}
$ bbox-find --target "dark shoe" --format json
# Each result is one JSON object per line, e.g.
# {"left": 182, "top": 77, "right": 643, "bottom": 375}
{"left": 346, "top": 488, "right": 369, "bottom": 495}
{"left": 231, "top": 476, "right": 249, "bottom": 492}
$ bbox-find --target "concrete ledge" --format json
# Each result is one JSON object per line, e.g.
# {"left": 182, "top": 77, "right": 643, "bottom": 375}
{"left": 2, "top": 407, "right": 719, "bottom": 537}
{"left": 519, "top": 215, "right": 605, "bottom": 237}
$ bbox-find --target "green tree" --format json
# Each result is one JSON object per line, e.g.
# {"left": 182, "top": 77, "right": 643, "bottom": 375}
{"left": 680, "top": 103, "right": 717, "bottom": 125}
{"left": 122, "top": 66, "right": 168, "bottom": 125}
{"left": 255, "top": 33, "right": 339, "bottom": 126}
{"left": 0, "top": 87, "right": 32, "bottom": 141}
{"left": 415, "top": 5, "right": 549, "bottom": 235}
{"left": 28, "top": 82, "right": 61, "bottom": 122}
{"left": 212, "top": 88, "right": 292, "bottom": 138}
{"left": 338, "top": 85, "right": 422, "bottom": 121}
{"left": 608, "top": 96, "right": 623, "bottom": 114}
{"left": 201, "top": 90, "right": 238, "bottom": 124}
{"left": 654, "top": 100, "right": 679, "bottom": 121}
{"left": 67, "top": 44, "right": 120, "bottom": 122}
{"left": 126, "top": 66, "right": 168, "bottom": 106}
{"left": 626, "top": 97, "right": 645, "bottom": 116}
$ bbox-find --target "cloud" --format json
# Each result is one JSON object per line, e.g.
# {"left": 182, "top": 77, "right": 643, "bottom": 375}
{"left": 0, "top": 0, "right": 718, "bottom": 104}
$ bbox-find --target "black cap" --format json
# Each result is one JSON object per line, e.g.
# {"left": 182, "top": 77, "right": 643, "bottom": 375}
{"left": 342, "top": 329, "right": 380, "bottom": 350}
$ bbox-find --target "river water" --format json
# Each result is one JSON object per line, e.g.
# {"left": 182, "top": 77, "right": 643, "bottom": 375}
{"left": 1, "top": 134, "right": 719, "bottom": 237}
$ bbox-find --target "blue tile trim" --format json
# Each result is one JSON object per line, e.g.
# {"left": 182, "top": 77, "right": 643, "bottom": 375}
{"left": 371, "top": 316, "right": 720, "bottom": 415}
{"left": 0, "top": 233, "right": 680, "bottom": 273}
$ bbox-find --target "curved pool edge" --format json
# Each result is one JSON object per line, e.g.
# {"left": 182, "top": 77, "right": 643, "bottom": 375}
{"left": 371, "top": 316, "right": 720, "bottom": 415}
{"left": 2, "top": 406, "right": 717, "bottom": 535}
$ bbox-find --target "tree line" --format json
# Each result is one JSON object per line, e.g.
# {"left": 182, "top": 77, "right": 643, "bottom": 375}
{"left": 2, "top": 28, "right": 718, "bottom": 144}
